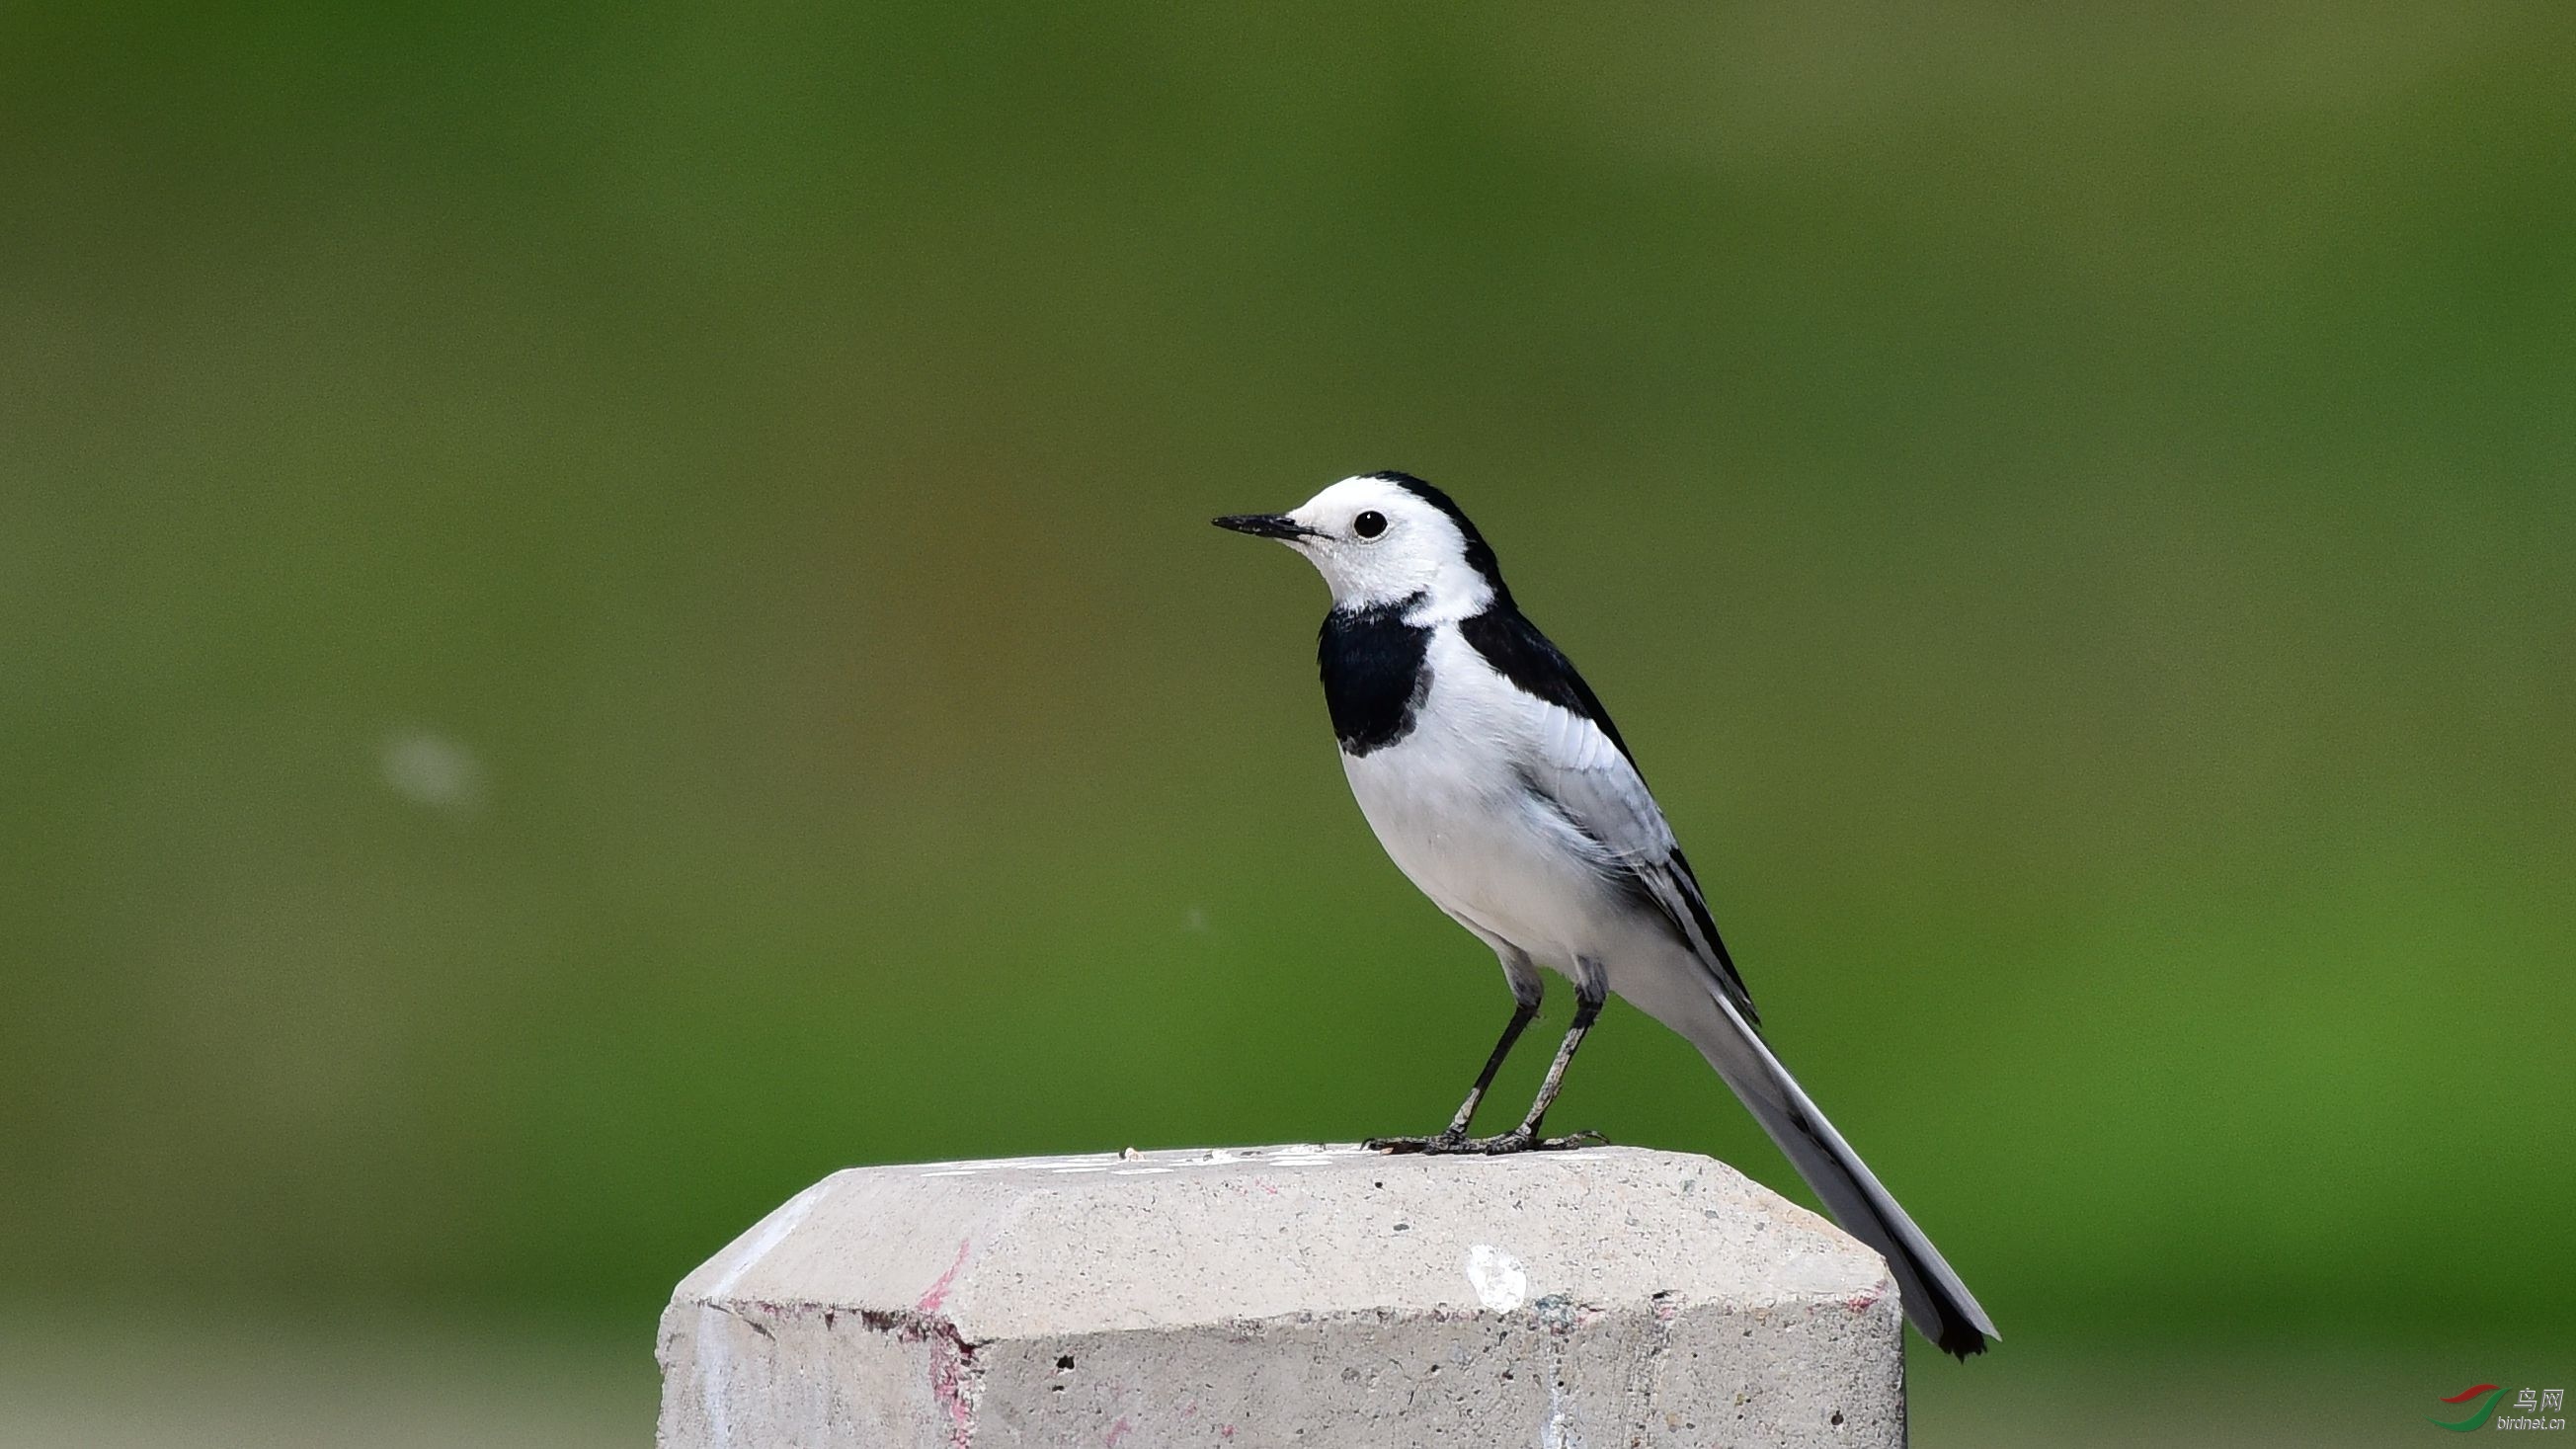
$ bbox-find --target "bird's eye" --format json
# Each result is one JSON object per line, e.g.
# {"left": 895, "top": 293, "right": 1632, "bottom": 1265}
{"left": 1353, "top": 510, "right": 1388, "bottom": 539}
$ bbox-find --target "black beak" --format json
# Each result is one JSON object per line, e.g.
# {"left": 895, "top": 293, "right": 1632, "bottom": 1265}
{"left": 1212, "top": 513, "right": 1318, "bottom": 541}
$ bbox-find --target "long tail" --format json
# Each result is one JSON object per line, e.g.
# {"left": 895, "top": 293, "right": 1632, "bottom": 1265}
{"left": 1683, "top": 990, "right": 1998, "bottom": 1358}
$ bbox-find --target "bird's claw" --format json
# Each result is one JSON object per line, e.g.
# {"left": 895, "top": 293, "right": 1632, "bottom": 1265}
{"left": 1367, "top": 1127, "right": 1608, "bottom": 1156}
{"left": 1363, "top": 1130, "right": 1466, "bottom": 1155}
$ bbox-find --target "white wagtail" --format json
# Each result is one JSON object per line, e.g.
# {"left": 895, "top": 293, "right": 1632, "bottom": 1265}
{"left": 1215, "top": 472, "right": 1997, "bottom": 1359}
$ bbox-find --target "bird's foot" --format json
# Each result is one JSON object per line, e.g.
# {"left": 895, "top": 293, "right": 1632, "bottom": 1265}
{"left": 1363, "top": 1128, "right": 1468, "bottom": 1155}
{"left": 1367, "top": 1127, "right": 1607, "bottom": 1156}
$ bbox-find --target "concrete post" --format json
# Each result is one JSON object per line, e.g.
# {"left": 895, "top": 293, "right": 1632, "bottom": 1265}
{"left": 657, "top": 1144, "right": 1904, "bottom": 1448}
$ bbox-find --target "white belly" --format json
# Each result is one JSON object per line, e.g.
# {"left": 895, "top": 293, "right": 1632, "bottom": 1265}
{"left": 1335, "top": 632, "right": 1736, "bottom": 1045}
{"left": 1338, "top": 648, "right": 1625, "bottom": 968}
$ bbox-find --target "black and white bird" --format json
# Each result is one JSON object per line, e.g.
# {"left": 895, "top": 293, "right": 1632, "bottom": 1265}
{"left": 1214, "top": 472, "right": 1998, "bottom": 1359}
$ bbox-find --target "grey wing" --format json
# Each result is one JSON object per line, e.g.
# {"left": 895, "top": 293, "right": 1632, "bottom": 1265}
{"left": 1521, "top": 701, "right": 1759, "bottom": 1024}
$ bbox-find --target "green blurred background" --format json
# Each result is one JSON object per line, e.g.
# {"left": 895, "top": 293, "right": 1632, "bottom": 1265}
{"left": 5, "top": 2, "right": 2570, "bottom": 1443}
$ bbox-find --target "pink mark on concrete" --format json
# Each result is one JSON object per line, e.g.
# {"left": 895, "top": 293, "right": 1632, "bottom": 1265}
{"left": 919, "top": 1238, "right": 972, "bottom": 1313}
{"left": 928, "top": 1337, "right": 975, "bottom": 1448}
{"left": 1254, "top": 1178, "right": 1280, "bottom": 1197}
{"left": 1845, "top": 1284, "right": 1885, "bottom": 1315}
{"left": 1104, "top": 1414, "right": 1134, "bottom": 1446}
{"left": 1219, "top": 1426, "right": 1237, "bottom": 1440}
{"left": 859, "top": 1303, "right": 980, "bottom": 1447}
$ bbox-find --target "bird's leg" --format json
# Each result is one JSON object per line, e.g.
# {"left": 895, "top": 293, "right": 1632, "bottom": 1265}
{"left": 1450, "top": 971, "right": 1609, "bottom": 1156}
{"left": 1366, "top": 996, "right": 1539, "bottom": 1154}
{"left": 1376, "top": 971, "right": 1610, "bottom": 1157}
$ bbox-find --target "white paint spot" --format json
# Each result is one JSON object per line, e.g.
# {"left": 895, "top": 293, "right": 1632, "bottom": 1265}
{"left": 1464, "top": 1244, "right": 1527, "bottom": 1312}
{"left": 1541, "top": 1378, "right": 1581, "bottom": 1449}
{"left": 1109, "top": 1167, "right": 1174, "bottom": 1175}
{"left": 378, "top": 726, "right": 488, "bottom": 817}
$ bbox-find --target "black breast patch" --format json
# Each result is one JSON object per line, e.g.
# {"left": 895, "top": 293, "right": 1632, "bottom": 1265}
{"left": 1317, "top": 595, "right": 1432, "bottom": 757}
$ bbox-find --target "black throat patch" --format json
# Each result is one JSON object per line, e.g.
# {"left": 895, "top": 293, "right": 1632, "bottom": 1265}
{"left": 1318, "top": 594, "right": 1433, "bottom": 757}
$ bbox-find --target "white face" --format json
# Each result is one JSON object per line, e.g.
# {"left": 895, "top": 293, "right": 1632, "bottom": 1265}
{"left": 1266, "top": 475, "right": 1498, "bottom": 620}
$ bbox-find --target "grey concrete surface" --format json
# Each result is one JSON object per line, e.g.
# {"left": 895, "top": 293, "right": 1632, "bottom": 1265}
{"left": 657, "top": 1144, "right": 1903, "bottom": 1448}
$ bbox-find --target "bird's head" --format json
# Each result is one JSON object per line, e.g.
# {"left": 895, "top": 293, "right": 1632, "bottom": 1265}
{"left": 1214, "top": 472, "right": 1507, "bottom": 620}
